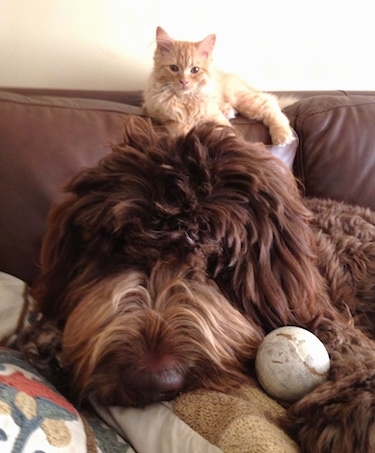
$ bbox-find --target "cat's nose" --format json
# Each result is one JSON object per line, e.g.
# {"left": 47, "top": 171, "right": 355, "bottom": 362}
{"left": 180, "top": 79, "right": 189, "bottom": 87}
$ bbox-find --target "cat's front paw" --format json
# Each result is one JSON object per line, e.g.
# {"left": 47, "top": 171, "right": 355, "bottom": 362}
{"left": 269, "top": 124, "right": 295, "bottom": 146}
{"left": 220, "top": 103, "right": 238, "bottom": 120}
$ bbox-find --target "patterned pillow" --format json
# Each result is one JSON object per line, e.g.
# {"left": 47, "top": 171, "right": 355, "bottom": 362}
{"left": 0, "top": 348, "right": 132, "bottom": 453}
{"left": 0, "top": 271, "right": 132, "bottom": 453}
{"left": 0, "top": 348, "right": 86, "bottom": 452}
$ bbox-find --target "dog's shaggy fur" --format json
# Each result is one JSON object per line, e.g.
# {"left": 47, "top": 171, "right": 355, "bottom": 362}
{"left": 21, "top": 117, "right": 375, "bottom": 453}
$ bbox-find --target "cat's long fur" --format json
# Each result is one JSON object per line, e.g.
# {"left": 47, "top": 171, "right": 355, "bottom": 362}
{"left": 143, "top": 27, "right": 296, "bottom": 144}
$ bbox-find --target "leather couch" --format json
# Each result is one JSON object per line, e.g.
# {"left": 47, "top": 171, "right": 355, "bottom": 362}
{"left": 0, "top": 88, "right": 374, "bottom": 452}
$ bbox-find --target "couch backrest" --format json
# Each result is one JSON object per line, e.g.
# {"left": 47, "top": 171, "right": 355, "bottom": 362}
{"left": 1, "top": 89, "right": 374, "bottom": 284}
{"left": 0, "top": 90, "right": 296, "bottom": 283}
{"left": 0, "top": 92, "right": 143, "bottom": 283}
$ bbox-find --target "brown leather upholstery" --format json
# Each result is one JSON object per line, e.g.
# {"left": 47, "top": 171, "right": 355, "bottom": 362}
{"left": 286, "top": 94, "right": 375, "bottom": 210}
{"left": 0, "top": 89, "right": 374, "bottom": 284}
{"left": 0, "top": 92, "right": 142, "bottom": 282}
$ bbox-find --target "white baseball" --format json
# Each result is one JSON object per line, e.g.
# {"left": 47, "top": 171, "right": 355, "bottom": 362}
{"left": 255, "top": 326, "right": 330, "bottom": 402}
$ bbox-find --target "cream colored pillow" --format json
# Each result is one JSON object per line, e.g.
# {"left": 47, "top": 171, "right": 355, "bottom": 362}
{"left": 0, "top": 271, "right": 27, "bottom": 342}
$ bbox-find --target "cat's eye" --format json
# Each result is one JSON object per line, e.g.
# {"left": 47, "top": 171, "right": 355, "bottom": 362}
{"left": 191, "top": 67, "right": 200, "bottom": 74}
{"left": 169, "top": 65, "right": 179, "bottom": 72}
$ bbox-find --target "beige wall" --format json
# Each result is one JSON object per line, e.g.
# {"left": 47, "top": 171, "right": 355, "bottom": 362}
{"left": 0, "top": 0, "right": 373, "bottom": 91}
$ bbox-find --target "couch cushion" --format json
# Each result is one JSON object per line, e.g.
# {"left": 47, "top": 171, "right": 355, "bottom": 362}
{"left": 286, "top": 95, "right": 375, "bottom": 210}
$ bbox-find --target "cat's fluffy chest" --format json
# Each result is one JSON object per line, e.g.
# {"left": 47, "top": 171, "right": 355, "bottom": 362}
{"left": 143, "top": 75, "right": 227, "bottom": 128}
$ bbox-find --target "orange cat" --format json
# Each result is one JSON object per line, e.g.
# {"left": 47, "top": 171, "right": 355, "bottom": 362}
{"left": 143, "top": 27, "right": 296, "bottom": 144}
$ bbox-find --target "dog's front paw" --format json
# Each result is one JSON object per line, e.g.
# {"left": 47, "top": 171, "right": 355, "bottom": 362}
{"left": 282, "top": 376, "right": 375, "bottom": 453}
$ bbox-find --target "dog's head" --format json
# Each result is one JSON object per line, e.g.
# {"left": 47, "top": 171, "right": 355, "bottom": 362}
{"left": 28, "top": 117, "right": 324, "bottom": 406}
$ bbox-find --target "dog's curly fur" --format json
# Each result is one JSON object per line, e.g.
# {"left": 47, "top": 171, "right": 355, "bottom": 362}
{"left": 20, "top": 117, "right": 375, "bottom": 453}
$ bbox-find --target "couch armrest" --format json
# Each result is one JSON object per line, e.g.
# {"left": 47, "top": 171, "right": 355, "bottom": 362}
{"left": 285, "top": 94, "right": 375, "bottom": 210}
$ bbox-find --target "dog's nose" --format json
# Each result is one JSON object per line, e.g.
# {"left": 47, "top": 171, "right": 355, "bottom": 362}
{"left": 123, "top": 366, "right": 185, "bottom": 402}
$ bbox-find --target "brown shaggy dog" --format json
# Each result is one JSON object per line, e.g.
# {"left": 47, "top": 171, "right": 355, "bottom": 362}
{"left": 21, "top": 117, "right": 375, "bottom": 453}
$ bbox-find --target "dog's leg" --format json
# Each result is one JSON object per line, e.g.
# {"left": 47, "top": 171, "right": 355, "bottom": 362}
{"left": 282, "top": 321, "right": 375, "bottom": 453}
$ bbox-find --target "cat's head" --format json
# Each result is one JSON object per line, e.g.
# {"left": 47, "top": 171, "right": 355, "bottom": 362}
{"left": 152, "top": 26, "right": 215, "bottom": 94}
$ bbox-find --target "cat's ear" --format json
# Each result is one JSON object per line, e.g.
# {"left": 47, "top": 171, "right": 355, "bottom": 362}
{"left": 156, "top": 26, "right": 174, "bottom": 55}
{"left": 197, "top": 34, "right": 216, "bottom": 59}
